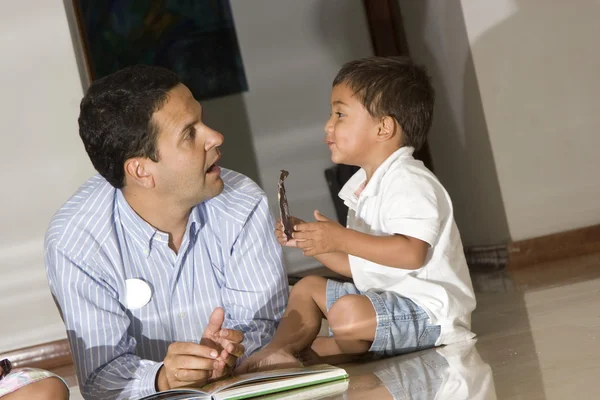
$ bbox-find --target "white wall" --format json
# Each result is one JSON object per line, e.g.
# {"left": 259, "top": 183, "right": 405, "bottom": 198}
{"left": 0, "top": 0, "right": 373, "bottom": 352}
{"left": 463, "top": 0, "right": 600, "bottom": 240}
{"left": 0, "top": 0, "right": 95, "bottom": 352}
{"left": 398, "top": 0, "right": 600, "bottom": 243}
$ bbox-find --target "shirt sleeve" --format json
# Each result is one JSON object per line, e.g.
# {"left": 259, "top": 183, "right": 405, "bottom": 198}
{"left": 45, "top": 245, "right": 160, "bottom": 400}
{"left": 221, "top": 194, "right": 289, "bottom": 361}
{"left": 380, "top": 175, "right": 441, "bottom": 247}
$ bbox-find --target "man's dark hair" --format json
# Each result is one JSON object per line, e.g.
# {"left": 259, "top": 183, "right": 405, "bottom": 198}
{"left": 333, "top": 56, "right": 434, "bottom": 150}
{"left": 78, "top": 65, "right": 181, "bottom": 188}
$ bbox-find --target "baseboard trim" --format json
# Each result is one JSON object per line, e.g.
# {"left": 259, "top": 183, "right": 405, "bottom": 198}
{"left": 464, "top": 244, "right": 509, "bottom": 270}
{"left": 508, "top": 224, "right": 600, "bottom": 269}
{"left": 0, "top": 339, "right": 72, "bottom": 370}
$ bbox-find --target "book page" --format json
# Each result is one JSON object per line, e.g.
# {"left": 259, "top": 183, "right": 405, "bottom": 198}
{"left": 201, "top": 364, "right": 345, "bottom": 395}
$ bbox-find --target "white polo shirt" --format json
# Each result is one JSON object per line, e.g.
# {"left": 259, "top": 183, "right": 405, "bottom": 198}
{"left": 339, "top": 146, "right": 476, "bottom": 345}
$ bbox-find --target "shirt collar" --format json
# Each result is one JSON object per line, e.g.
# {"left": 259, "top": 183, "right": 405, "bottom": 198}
{"left": 338, "top": 146, "right": 415, "bottom": 210}
{"left": 116, "top": 190, "right": 203, "bottom": 256}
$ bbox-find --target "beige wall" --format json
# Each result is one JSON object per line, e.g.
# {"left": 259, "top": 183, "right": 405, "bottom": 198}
{"left": 399, "top": 0, "right": 600, "bottom": 244}
{"left": 0, "top": 0, "right": 95, "bottom": 352}
{"left": 229, "top": 0, "right": 373, "bottom": 272}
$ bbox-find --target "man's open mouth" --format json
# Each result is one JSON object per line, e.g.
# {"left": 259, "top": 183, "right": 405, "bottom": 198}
{"left": 207, "top": 163, "right": 218, "bottom": 173}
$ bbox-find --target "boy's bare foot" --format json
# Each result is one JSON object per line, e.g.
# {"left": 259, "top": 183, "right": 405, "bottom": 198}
{"left": 235, "top": 347, "right": 302, "bottom": 375}
{"left": 297, "top": 347, "right": 323, "bottom": 366}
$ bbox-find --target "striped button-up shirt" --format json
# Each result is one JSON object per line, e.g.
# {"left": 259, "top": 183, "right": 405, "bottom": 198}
{"left": 45, "top": 169, "right": 288, "bottom": 400}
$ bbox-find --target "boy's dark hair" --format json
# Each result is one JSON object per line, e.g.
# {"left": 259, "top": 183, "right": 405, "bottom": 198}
{"left": 333, "top": 56, "right": 434, "bottom": 150}
{"left": 78, "top": 65, "right": 181, "bottom": 188}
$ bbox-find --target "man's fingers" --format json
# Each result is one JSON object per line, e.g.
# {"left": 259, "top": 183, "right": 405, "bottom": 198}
{"left": 222, "top": 352, "right": 238, "bottom": 368}
{"left": 172, "top": 354, "right": 220, "bottom": 374}
{"left": 174, "top": 361, "right": 222, "bottom": 383}
{"left": 202, "top": 308, "right": 225, "bottom": 338}
{"left": 221, "top": 341, "right": 245, "bottom": 358}
{"left": 168, "top": 342, "right": 220, "bottom": 359}
{"left": 219, "top": 328, "right": 244, "bottom": 344}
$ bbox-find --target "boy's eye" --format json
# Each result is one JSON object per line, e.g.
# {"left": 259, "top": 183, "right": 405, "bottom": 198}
{"left": 336, "top": 112, "right": 344, "bottom": 118}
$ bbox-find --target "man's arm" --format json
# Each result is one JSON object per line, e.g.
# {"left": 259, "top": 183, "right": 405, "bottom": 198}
{"left": 46, "top": 246, "right": 162, "bottom": 400}
{"left": 221, "top": 195, "right": 289, "bottom": 360}
{"left": 46, "top": 246, "right": 227, "bottom": 399}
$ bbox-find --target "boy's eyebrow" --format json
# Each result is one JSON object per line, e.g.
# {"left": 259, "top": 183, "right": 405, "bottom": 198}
{"left": 332, "top": 100, "right": 347, "bottom": 106}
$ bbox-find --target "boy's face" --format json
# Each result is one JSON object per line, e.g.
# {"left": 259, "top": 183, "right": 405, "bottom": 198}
{"left": 324, "top": 83, "right": 380, "bottom": 167}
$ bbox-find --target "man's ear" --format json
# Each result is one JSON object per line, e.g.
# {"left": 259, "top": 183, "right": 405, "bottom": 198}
{"left": 376, "top": 115, "right": 399, "bottom": 143}
{"left": 124, "top": 158, "right": 155, "bottom": 189}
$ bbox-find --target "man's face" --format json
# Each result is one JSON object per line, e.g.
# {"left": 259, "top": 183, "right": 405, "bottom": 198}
{"left": 324, "top": 83, "right": 380, "bottom": 167}
{"left": 147, "top": 84, "right": 224, "bottom": 207}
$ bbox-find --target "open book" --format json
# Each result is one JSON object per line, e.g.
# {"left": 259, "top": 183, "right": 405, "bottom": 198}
{"left": 139, "top": 364, "right": 349, "bottom": 400}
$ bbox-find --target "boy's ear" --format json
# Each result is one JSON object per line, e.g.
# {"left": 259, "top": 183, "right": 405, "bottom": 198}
{"left": 376, "top": 115, "right": 400, "bottom": 143}
{"left": 124, "top": 158, "right": 156, "bottom": 189}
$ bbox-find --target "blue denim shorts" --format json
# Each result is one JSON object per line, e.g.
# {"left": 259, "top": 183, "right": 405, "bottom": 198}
{"left": 326, "top": 279, "right": 441, "bottom": 357}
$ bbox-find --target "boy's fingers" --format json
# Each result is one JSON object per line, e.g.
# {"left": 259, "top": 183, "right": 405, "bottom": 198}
{"left": 296, "top": 240, "right": 311, "bottom": 250}
{"left": 294, "top": 223, "right": 315, "bottom": 232}
{"left": 292, "top": 231, "right": 310, "bottom": 240}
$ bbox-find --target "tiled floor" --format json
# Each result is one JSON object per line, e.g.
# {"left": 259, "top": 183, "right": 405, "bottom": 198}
{"left": 58, "top": 253, "right": 600, "bottom": 399}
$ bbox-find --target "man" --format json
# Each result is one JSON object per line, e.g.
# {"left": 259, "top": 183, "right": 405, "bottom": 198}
{"left": 45, "top": 65, "right": 288, "bottom": 399}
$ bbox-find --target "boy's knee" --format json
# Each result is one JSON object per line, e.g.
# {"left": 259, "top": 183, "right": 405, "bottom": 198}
{"left": 328, "top": 295, "right": 373, "bottom": 336}
{"left": 291, "top": 276, "right": 327, "bottom": 296}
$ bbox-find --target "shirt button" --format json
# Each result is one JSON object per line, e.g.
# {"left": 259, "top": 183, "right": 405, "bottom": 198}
{"left": 179, "top": 312, "right": 185, "bottom": 318}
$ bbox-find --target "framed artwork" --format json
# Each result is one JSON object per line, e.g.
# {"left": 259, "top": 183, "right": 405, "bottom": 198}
{"left": 72, "top": 0, "right": 248, "bottom": 100}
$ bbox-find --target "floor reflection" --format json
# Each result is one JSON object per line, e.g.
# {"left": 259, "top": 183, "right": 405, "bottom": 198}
{"left": 338, "top": 340, "right": 496, "bottom": 399}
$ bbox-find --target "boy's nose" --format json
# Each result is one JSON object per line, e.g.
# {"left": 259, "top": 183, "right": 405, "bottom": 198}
{"left": 324, "top": 118, "right": 334, "bottom": 135}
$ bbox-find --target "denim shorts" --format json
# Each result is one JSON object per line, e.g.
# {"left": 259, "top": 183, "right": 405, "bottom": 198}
{"left": 326, "top": 279, "right": 441, "bottom": 357}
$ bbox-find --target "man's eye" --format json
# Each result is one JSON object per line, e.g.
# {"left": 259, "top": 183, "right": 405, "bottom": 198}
{"left": 187, "top": 128, "right": 196, "bottom": 139}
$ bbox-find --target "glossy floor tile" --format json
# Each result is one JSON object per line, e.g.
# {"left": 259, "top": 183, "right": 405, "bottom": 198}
{"left": 326, "top": 253, "right": 600, "bottom": 399}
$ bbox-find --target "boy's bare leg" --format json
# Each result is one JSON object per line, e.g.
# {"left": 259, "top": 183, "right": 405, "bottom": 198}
{"left": 310, "top": 294, "right": 377, "bottom": 363}
{"left": 303, "top": 294, "right": 378, "bottom": 366}
{"left": 236, "top": 276, "right": 329, "bottom": 373}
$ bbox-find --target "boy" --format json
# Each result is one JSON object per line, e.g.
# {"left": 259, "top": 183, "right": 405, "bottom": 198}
{"left": 238, "top": 57, "right": 476, "bottom": 372}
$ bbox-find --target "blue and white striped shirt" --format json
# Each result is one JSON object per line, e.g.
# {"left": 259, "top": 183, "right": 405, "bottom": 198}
{"left": 45, "top": 169, "right": 288, "bottom": 400}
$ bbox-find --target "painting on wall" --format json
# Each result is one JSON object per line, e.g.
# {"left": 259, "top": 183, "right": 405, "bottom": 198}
{"left": 73, "top": 0, "right": 248, "bottom": 100}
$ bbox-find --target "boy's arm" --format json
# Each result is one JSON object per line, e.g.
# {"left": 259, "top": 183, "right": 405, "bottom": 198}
{"left": 294, "top": 211, "right": 429, "bottom": 270}
{"left": 339, "top": 230, "right": 428, "bottom": 270}
{"left": 313, "top": 252, "right": 352, "bottom": 277}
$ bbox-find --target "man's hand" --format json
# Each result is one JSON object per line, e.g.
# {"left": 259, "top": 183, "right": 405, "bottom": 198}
{"left": 274, "top": 216, "right": 305, "bottom": 247}
{"left": 293, "top": 211, "right": 346, "bottom": 256}
{"left": 200, "top": 308, "right": 245, "bottom": 380}
{"left": 157, "top": 308, "right": 245, "bottom": 391}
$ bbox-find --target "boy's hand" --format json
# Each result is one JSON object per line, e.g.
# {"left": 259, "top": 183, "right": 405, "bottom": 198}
{"left": 293, "top": 211, "right": 345, "bottom": 256}
{"left": 275, "top": 216, "right": 305, "bottom": 247}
